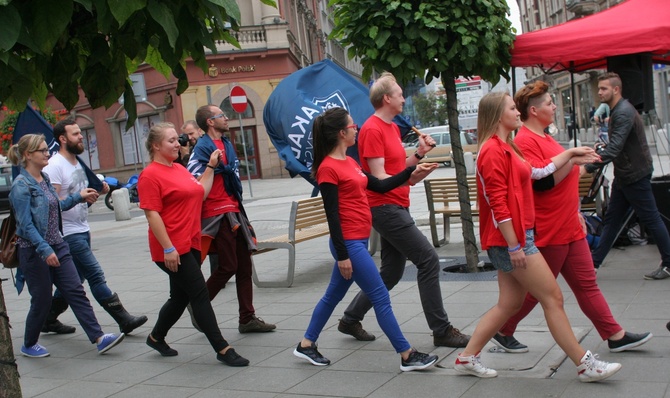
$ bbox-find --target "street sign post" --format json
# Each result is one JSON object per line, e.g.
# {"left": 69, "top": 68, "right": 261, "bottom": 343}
{"left": 230, "top": 86, "right": 252, "bottom": 196}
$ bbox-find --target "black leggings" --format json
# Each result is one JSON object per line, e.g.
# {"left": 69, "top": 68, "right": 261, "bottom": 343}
{"left": 152, "top": 248, "right": 229, "bottom": 353}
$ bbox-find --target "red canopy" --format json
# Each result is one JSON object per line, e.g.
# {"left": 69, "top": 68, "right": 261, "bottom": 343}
{"left": 511, "top": 0, "right": 670, "bottom": 72}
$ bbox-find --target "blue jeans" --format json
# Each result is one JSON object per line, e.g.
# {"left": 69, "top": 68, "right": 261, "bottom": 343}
{"left": 304, "top": 239, "right": 410, "bottom": 353}
{"left": 54, "top": 232, "right": 113, "bottom": 303}
{"left": 342, "top": 205, "right": 451, "bottom": 336}
{"left": 593, "top": 175, "right": 670, "bottom": 268}
{"left": 20, "top": 241, "right": 103, "bottom": 346}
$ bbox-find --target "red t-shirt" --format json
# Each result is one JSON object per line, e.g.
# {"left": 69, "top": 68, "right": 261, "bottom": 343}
{"left": 202, "top": 140, "right": 239, "bottom": 218}
{"left": 515, "top": 126, "right": 585, "bottom": 247}
{"left": 357, "top": 115, "right": 410, "bottom": 208}
{"left": 138, "top": 162, "right": 204, "bottom": 261}
{"left": 317, "top": 156, "right": 372, "bottom": 240}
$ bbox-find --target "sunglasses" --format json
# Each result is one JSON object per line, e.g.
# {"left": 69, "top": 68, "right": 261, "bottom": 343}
{"left": 346, "top": 124, "right": 359, "bottom": 131}
{"left": 209, "top": 113, "right": 228, "bottom": 120}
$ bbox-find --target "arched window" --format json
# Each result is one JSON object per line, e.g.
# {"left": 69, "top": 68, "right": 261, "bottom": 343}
{"left": 221, "top": 97, "right": 254, "bottom": 119}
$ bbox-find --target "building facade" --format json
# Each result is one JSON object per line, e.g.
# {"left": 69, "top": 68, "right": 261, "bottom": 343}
{"left": 43, "top": 0, "right": 362, "bottom": 182}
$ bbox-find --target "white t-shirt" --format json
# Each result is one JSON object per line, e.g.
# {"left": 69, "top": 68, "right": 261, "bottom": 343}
{"left": 43, "top": 153, "right": 90, "bottom": 236}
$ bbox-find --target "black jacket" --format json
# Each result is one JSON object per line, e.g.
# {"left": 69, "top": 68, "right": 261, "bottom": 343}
{"left": 585, "top": 98, "right": 652, "bottom": 185}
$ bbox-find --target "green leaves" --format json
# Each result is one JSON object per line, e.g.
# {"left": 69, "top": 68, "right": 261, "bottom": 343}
{"left": 0, "top": 0, "right": 244, "bottom": 127}
{"left": 147, "top": 0, "right": 178, "bottom": 48}
{"left": 108, "top": 0, "right": 146, "bottom": 26}
{"left": 28, "top": 0, "right": 74, "bottom": 54}
{"left": 0, "top": 4, "right": 20, "bottom": 51}
{"left": 330, "top": 0, "right": 514, "bottom": 85}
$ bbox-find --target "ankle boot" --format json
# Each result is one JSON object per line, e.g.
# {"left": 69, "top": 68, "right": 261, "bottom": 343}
{"left": 41, "top": 297, "right": 76, "bottom": 334}
{"left": 100, "top": 293, "right": 148, "bottom": 334}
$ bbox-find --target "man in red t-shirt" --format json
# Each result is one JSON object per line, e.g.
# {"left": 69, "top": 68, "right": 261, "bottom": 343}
{"left": 188, "top": 105, "right": 275, "bottom": 334}
{"left": 337, "top": 73, "right": 470, "bottom": 347}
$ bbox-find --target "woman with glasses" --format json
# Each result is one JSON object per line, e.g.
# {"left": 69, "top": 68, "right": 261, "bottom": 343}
{"left": 293, "top": 107, "right": 439, "bottom": 372}
{"left": 8, "top": 134, "right": 125, "bottom": 358}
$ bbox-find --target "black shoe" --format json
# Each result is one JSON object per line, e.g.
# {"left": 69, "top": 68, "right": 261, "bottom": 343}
{"left": 667, "top": 321, "right": 670, "bottom": 333}
{"left": 146, "top": 335, "right": 178, "bottom": 357}
{"left": 608, "top": 331, "right": 653, "bottom": 352}
{"left": 400, "top": 348, "right": 438, "bottom": 372}
{"left": 337, "top": 319, "right": 375, "bottom": 341}
{"left": 433, "top": 325, "right": 470, "bottom": 347}
{"left": 41, "top": 320, "right": 76, "bottom": 334}
{"left": 217, "top": 348, "right": 249, "bottom": 367}
{"left": 490, "top": 332, "right": 529, "bottom": 353}
{"left": 293, "top": 342, "right": 330, "bottom": 366}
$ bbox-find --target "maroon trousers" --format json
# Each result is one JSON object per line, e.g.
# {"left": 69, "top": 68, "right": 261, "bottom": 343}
{"left": 500, "top": 238, "right": 622, "bottom": 340}
{"left": 206, "top": 216, "right": 255, "bottom": 324}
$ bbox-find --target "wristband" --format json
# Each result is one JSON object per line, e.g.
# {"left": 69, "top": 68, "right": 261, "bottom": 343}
{"left": 507, "top": 243, "right": 521, "bottom": 253}
{"left": 414, "top": 151, "right": 425, "bottom": 160}
{"left": 164, "top": 247, "right": 176, "bottom": 254}
{"left": 207, "top": 164, "right": 215, "bottom": 169}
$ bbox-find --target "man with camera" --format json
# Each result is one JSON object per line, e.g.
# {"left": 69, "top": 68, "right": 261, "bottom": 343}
{"left": 176, "top": 120, "right": 202, "bottom": 166}
{"left": 586, "top": 73, "right": 670, "bottom": 279}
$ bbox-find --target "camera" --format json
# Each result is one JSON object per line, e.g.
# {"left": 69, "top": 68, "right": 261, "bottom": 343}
{"left": 178, "top": 133, "right": 189, "bottom": 147}
{"left": 595, "top": 143, "right": 607, "bottom": 154}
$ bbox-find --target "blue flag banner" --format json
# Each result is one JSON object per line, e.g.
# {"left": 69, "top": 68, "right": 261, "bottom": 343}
{"left": 12, "top": 104, "right": 102, "bottom": 191}
{"left": 263, "top": 59, "right": 411, "bottom": 185}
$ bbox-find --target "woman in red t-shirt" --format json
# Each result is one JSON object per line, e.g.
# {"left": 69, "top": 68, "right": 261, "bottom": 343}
{"left": 454, "top": 92, "right": 621, "bottom": 383}
{"left": 138, "top": 122, "right": 249, "bottom": 367}
{"left": 293, "top": 107, "right": 440, "bottom": 372}
{"left": 493, "top": 81, "right": 651, "bottom": 353}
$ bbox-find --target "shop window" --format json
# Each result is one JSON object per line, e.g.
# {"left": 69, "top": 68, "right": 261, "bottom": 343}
{"left": 120, "top": 114, "right": 161, "bottom": 166}
{"left": 80, "top": 126, "right": 100, "bottom": 170}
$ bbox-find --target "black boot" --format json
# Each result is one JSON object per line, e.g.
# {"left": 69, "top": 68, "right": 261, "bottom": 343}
{"left": 100, "top": 293, "right": 148, "bottom": 334}
{"left": 41, "top": 297, "right": 76, "bottom": 334}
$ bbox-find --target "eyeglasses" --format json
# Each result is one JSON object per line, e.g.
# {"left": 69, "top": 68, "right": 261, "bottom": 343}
{"left": 209, "top": 113, "right": 228, "bottom": 120}
{"left": 346, "top": 124, "right": 359, "bottom": 131}
{"left": 31, "top": 148, "right": 50, "bottom": 155}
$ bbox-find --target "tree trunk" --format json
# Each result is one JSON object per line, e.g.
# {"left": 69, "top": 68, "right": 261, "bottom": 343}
{"left": 442, "top": 73, "right": 480, "bottom": 273}
{"left": 0, "top": 279, "right": 22, "bottom": 398}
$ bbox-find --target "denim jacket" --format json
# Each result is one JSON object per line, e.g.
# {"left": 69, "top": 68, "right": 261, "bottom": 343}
{"left": 9, "top": 167, "right": 82, "bottom": 260}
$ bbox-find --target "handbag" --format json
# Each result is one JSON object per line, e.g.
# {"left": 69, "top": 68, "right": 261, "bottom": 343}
{"left": 0, "top": 208, "right": 19, "bottom": 268}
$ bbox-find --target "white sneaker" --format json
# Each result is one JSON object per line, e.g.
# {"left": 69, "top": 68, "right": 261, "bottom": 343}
{"left": 454, "top": 352, "right": 497, "bottom": 378}
{"left": 577, "top": 350, "right": 622, "bottom": 382}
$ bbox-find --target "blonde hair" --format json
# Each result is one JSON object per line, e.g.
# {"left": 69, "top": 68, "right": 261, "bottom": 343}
{"left": 145, "top": 122, "right": 175, "bottom": 160}
{"left": 7, "top": 134, "right": 47, "bottom": 168}
{"left": 477, "top": 92, "right": 524, "bottom": 158}
{"left": 369, "top": 72, "right": 398, "bottom": 109}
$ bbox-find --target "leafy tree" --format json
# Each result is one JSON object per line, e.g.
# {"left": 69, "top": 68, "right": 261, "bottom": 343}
{"left": 0, "top": 0, "right": 275, "bottom": 127}
{"left": 414, "top": 92, "right": 448, "bottom": 128}
{"left": 331, "top": 0, "right": 515, "bottom": 272}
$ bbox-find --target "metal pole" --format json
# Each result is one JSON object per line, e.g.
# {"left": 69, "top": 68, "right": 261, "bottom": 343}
{"left": 238, "top": 112, "right": 253, "bottom": 197}
{"left": 571, "top": 67, "right": 578, "bottom": 147}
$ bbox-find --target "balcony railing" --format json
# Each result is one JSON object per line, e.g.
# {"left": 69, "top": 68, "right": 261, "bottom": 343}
{"left": 566, "top": 0, "right": 599, "bottom": 17}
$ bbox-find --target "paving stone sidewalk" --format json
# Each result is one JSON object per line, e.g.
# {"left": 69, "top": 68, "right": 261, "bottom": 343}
{"left": 3, "top": 161, "right": 670, "bottom": 397}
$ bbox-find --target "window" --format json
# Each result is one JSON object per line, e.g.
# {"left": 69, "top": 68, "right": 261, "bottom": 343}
{"left": 79, "top": 126, "right": 100, "bottom": 170}
{"left": 121, "top": 114, "right": 161, "bottom": 166}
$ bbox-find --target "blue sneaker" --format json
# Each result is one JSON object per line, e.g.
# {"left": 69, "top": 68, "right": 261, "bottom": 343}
{"left": 97, "top": 333, "right": 125, "bottom": 354}
{"left": 21, "top": 343, "right": 50, "bottom": 358}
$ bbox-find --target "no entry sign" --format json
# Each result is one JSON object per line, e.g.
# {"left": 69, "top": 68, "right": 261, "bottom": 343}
{"left": 230, "top": 86, "right": 248, "bottom": 113}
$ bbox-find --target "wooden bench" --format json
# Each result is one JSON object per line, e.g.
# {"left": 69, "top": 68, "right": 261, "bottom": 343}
{"left": 424, "top": 176, "right": 479, "bottom": 247}
{"left": 578, "top": 172, "right": 607, "bottom": 214}
{"left": 251, "top": 196, "right": 330, "bottom": 288}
